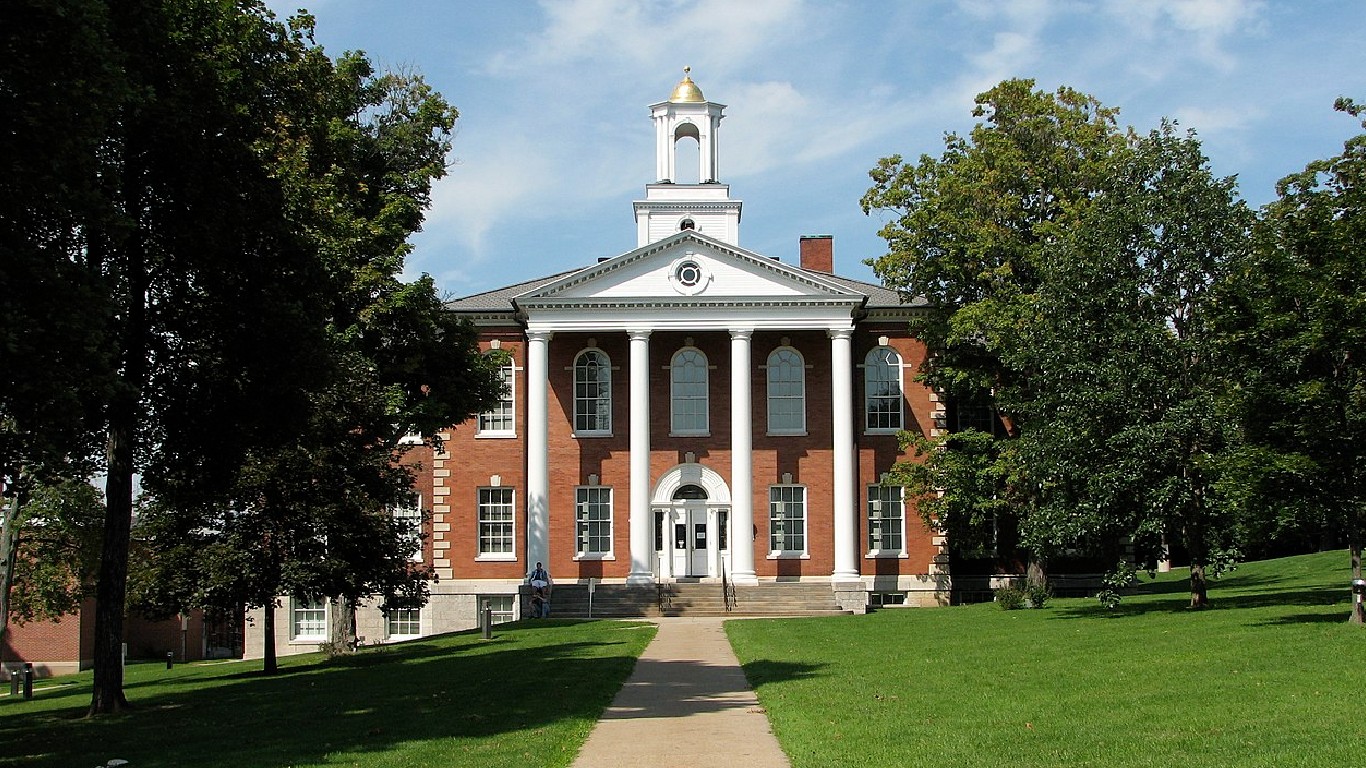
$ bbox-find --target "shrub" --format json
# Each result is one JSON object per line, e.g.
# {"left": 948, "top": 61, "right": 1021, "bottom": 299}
{"left": 1024, "top": 582, "right": 1051, "bottom": 609}
{"left": 995, "top": 584, "right": 1025, "bottom": 610}
{"left": 1098, "top": 560, "right": 1138, "bottom": 610}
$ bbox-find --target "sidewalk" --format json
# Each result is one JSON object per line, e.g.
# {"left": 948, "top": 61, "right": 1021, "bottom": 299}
{"left": 570, "top": 617, "right": 792, "bottom": 768}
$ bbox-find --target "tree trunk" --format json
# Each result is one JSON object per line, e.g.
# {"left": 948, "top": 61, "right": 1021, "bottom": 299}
{"left": 89, "top": 146, "right": 147, "bottom": 714}
{"left": 1188, "top": 562, "right": 1209, "bottom": 609}
{"left": 328, "top": 595, "right": 356, "bottom": 655}
{"left": 90, "top": 405, "right": 136, "bottom": 714}
{"left": 0, "top": 480, "right": 24, "bottom": 651}
{"left": 262, "top": 601, "right": 277, "bottom": 674}
{"left": 1350, "top": 543, "right": 1364, "bottom": 625}
{"left": 1026, "top": 555, "right": 1048, "bottom": 589}
{"left": 1184, "top": 517, "right": 1209, "bottom": 609}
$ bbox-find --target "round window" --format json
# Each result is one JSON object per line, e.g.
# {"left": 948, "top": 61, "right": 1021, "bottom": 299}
{"left": 676, "top": 260, "right": 702, "bottom": 287}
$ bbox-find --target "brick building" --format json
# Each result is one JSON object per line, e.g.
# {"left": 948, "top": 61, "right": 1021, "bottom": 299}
{"left": 249, "top": 71, "right": 949, "bottom": 658}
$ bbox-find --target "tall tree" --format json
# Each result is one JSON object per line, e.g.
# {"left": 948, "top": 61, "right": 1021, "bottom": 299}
{"left": 1012, "top": 123, "right": 1252, "bottom": 608}
{"left": 863, "top": 79, "right": 1130, "bottom": 582}
{"left": 132, "top": 43, "right": 502, "bottom": 674}
{"left": 1220, "top": 99, "right": 1366, "bottom": 622}
{"left": 0, "top": 0, "right": 121, "bottom": 646}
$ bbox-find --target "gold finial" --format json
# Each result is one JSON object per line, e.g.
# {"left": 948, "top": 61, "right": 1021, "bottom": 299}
{"left": 669, "top": 66, "right": 705, "bottom": 103}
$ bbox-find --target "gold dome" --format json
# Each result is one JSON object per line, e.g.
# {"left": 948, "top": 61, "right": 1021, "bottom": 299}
{"left": 669, "top": 67, "right": 705, "bottom": 103}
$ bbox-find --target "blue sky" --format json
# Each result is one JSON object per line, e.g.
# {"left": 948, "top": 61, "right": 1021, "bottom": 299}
{"left": 264, "top": 1, "right": 1366, "bottom": 297}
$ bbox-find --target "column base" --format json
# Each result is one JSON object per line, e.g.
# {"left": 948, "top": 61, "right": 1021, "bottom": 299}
{"left": 626, "top": 572, "right": 656, "bottom": 585}
{"left": 832, "top": 571, "right": 862, "bottom": 584}
{"left": 728, "top": 570, "right": 759, "bottom": 586}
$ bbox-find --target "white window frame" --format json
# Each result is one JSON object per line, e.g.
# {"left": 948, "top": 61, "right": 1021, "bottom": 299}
{"left": 573, "top": 349, "right": 612, "bottom": 436}
{"left": 866, "top": 484, "right": 907, "bottom": 557}
{"left": 482, "top": 594, "right": 516, "bottom": 624}
{"left": 476, "top": 487, "right": 516, "bottom": 560}
{"left": 766, "top": 347, "right": 806, "bottom": 435}
{"left": 670, "top": 347, "right": 709, "bottom": 435}
{"left": 291, "top": 597, "right": 327, "bottom": 641}
{"left": 391, "top": 494, "right": 423, "bottom": 562}
{"left": 863, "top": 347, "right": 904, "bottom": 433}
{"left": 575, "top": 486, "right": 614, "bottom": 559}
{"left": 477, "top": 360, "right": 517, "bottom": 437}
{"left": 768, "top": 485, "right": 808, "bottom": 557}
{"left": 387, "top": 607, "right": 421, "bottom": 639}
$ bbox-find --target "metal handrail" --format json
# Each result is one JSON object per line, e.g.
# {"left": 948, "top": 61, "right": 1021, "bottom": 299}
{"left": 720, "top": 560, "right": 736, "bottom": 612}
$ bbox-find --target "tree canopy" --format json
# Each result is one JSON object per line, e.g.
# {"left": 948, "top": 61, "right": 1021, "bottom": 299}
{"left": 2, "top": 0, "right": 501, "bottom": 712}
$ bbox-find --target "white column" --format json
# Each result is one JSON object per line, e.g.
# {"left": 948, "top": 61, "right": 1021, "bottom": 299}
{"left": 525, "top": 330, "right": 553, "bottom": 570}
{"left": 830, "top": 328, "right": 859, "bottom": 582}
{"left": 729, "top": 329, "right": 758, "bottom": 584}
{"left": 627, "top": 330, "right": 654, "bottom": 583}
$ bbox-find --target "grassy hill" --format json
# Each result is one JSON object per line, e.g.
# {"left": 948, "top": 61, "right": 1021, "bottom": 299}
{"left": 728, "top": 549, "right": 1366, "bottom": 767}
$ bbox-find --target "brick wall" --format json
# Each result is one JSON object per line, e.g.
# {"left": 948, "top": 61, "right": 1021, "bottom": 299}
{"left": 434, "top": 322, "right": 938, "bottom": 584}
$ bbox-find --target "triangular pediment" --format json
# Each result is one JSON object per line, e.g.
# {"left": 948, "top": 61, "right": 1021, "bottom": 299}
{"left": 515, "top": 231, "right": 862, "bottom": 306}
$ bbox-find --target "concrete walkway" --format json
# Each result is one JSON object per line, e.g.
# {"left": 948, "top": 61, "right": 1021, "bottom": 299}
{"left": 570, "top": 617, "right": 792, "bottom": 768}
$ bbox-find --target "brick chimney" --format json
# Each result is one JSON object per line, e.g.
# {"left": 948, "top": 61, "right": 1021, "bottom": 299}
{"left": 799, "top": 235, "right": 833, "bottom": 274}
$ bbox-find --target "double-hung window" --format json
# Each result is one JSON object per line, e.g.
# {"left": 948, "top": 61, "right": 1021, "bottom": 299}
{"left": 575, "top": 486, "right": 613, "bottom": 556}
{"left": 867, "top": 484, "right": 905, "bottom": 555}
{"left": 769, "top": 485, "right": 807, "bottom": 554}
{"left": 478, "top": 361, "right": 516, "bottom": 436}
{"left": 864, "top": 347, "right": 904, "bottom": 432}
{"left": 573, "top": 349, "right": 612, "bottom": 435}
{"left": 292, "top": 598, "right": 326, "bottom": 640}
{"left": 391, "top": 494, "right": 423, "bottom": 562}
{"left": 387, "top": 608, "right": 420, "bottom": 638}
{"left": 670, "top": 348, "right": 709, "bottom": 434}
{"left": 766, "top": 348, "right": 805, "bottom": 434}
{"left": 477, "top": 488, "right": 515, "bottom": 558}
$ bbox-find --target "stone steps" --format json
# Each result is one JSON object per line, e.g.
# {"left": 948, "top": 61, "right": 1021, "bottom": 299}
{"left": 536, "top": 582, "right": 851, "bottom": 618}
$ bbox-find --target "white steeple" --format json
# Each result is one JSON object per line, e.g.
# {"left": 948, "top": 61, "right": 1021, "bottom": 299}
{"left": 634, "top": 68, "right": 742, "bottom": 247}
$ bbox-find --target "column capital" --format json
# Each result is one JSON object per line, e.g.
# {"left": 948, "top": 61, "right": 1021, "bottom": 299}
{"left": 827, "top": 327, "right": 855, "bottom": 341}
{"left": 526, "top": 329, "right": 555, "bottom": 342}
{"left": 627, "top": 328, "right": 653, "bottom": 341}
{"left": 729, "top": 328, "right": 754, "bottom": 341}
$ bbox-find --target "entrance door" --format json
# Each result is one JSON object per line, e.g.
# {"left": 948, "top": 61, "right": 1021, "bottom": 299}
{"left": 669, "top": 504, "right": 709, "bottom": 577}
{"left": 688, "top": 506, "right": 709, "bottom": 576}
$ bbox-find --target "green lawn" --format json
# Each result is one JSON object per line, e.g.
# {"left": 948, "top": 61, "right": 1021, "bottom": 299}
{"left": 0, "top": 619, "right": 655, "bottom": 768}
{"left": 728, "top": 549, "right": 1366, "bottom": 768}
{"left": 4, "top": 553, "right": 1364, "bottom": 768}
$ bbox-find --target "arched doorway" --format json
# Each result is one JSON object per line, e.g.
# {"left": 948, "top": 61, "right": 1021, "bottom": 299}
{"left": 651, "top": 463, "right": 731, "bottom": 581}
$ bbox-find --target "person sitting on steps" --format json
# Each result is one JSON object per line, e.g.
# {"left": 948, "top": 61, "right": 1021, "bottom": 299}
{"left": 528, "top": 561, "right": 552, "bottom": 618}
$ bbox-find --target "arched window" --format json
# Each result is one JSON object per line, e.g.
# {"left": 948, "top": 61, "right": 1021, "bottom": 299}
{"left": 573, "top": 349, "right": 611, "bottom": 435}
{"left": 672, "top": 484, "right": 708, "bottom": 501}
{"left": 864, "top": 347, "right": 903, "bottom": 431}
{"left": 671, "top": 348, "right": 709, "bottom": 434}
{"left": 766, "top": 347, "right": 805, "bottom": 434}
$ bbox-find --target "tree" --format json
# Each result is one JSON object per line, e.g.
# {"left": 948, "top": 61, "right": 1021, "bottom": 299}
{"left": 0, "top": 0, "right": 121, "bottom": 648}
{"left": 1, "top": 480, "right": 104, "bottom": 630}
{"left": 1220, "top": 99, "right": 1366, "bottom": 622}
{"left": 1011, "top": 123, "right": 1252, "bottom": 608}
{"left": 864, "top": 79, "right": 1131, "bottom": 582}
{"left": 132, "top": 43, "right": 502, "bottom": 674}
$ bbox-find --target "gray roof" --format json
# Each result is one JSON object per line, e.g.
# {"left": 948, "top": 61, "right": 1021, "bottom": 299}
{"left": 444, "top": 270, "right": 580, "bottom": 313}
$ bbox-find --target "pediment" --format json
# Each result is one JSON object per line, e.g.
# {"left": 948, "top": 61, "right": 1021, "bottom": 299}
{"left": 514, "top": 231, "right": 863, "bottom": 306}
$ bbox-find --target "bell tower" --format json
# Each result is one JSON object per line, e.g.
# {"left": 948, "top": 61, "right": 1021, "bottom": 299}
{"left": 634, "top": 68, "right": 743, "bottom": 247}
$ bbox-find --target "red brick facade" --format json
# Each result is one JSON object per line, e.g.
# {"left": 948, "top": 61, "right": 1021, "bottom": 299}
{"left": 427, "top": 317, "right": 940, "bottom": 592}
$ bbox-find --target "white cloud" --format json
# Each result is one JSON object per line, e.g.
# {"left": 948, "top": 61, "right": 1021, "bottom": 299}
{"left": 1103, "top": 0, "right": 1265, "bottom": 72}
